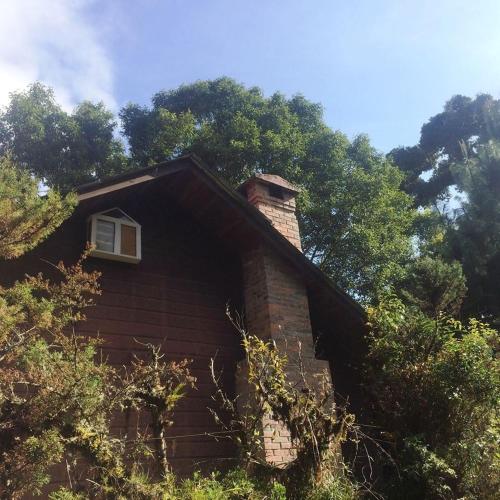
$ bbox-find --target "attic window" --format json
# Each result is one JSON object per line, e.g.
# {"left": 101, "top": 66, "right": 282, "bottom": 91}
{"left": 88, "top": 208, "right": 141, "bottom": 263}
{"left": 268, "top": 184, "right": 284, "bottom": 200}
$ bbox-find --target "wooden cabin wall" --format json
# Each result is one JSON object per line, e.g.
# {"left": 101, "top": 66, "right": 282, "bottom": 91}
{"left": 0, "top": 184, "right": 245, "bottom": 488}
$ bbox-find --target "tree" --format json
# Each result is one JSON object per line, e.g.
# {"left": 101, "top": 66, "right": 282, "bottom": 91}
{"left": 447, "top": 141, "right": 500, "bottom": 323}
{"left": 304, "top": 135, "right": 416, "bottom": 300}
{"left": 0, "top": 78, "right": 416, "bottom": 301}
{"left": 396, "top": 256, "right": 467, "bottom": 318}
{"left": 391, "top": 95, "right": 500, "bottom": 321}
{"left": 121, "top": 78, "right": 416, "bottom": 301}
{"left": 121, "top": 78, "right": 315, "bottom": 185}
{"left": 0, "top": 156, "right": 76, "bottom": 259}
{"left": 0, "top": 83, "right": 128, "bottom": 191}
{"left": 390, "top": 94, "right": 500, "bottom": 206}
{"left": 366, "top": 296, "right": 499, "bottom": 499}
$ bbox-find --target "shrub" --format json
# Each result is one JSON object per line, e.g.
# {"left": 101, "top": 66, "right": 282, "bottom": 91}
{"left": 366, "top": 295, "right": 499, "bottom": 498}
{"left": 0, "top": 254, "right": 196, "bottom": 498}
{"left": 210, "top": 313, "right": 360, "bottom": 499}
{"left": 174, "top": 469, "right": 286, "bottom": 500}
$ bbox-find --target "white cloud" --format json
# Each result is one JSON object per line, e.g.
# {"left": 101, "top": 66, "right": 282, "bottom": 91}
{"left": 0, "top": 0, "right": 116, "bottom": 110}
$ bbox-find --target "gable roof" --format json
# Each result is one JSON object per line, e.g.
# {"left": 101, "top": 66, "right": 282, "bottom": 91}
{"left": 77, "top": 155, "right": 366, "bottom": 345}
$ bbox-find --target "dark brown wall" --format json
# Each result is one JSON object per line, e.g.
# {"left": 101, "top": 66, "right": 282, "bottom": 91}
{"left": 0, "top": 183, "right": 245, "bottom": 484}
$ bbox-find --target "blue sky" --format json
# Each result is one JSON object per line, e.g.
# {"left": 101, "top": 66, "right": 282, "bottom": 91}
{"left": 1, "top": 0, "right": 500, "bottom": 152}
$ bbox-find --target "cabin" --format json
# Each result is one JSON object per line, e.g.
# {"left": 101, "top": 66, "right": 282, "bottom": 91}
{"left": 0, "top": 155, "right": 366, "bottom": 480}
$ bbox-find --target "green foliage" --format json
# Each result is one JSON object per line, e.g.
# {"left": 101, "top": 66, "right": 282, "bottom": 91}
{"left": 398, "top": 437, "right": 457, "bottom": 500}
{"left": 306, "top": 139, "right": 416, "bottom": 300}
{"left": 304, "top": 470, "right": 359, "bottom": 500}
{"left": 0, "top": 83, "right": 128, "bottom": 190}
{"left": 172, "top": 469, "right": 286, "bottom": 500}
{"left": 121, "top": 78, "right": 416, "bottom": 301}
{"left": 120, "top": 104, "right": 196, "bottom": 167}
{"left": 366, "top": 296, "right": 499, "bottom": 499}
{"left": 448, "top": 140, "right": 500, "bottom": 323}
{"left": 391, "top": 96, "right": 500, "bottom": 322}
{"left": 0, "top": 253, "right": 198, "bottom": 498}
{"left": 123, "top": 346, "right": 196, "bottom": 476}
{"left": 0, "top": 256, "right": 107, "bottom": 497}
{"left": 0, "top": 156, "right": 76, "bottom": 259}
{"left": 390, "top": 93, "right": 500, "bottom": 206}
{"left": 396, "top": 256, "right": 467, "bottom": 317}
{"left": 49, "top": 488, "right": 87, "bottom": 500}
{"left": 51, "top": 468, "right": 287, "bottom": 500}
{"left": 5, "top": 429, "right": 65, "bottom": 496}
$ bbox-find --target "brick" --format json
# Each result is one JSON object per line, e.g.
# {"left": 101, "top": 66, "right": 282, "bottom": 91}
{"left": 274, "top": 436, "right": 291, "bottom": 444}
{"left": 266, "top": 442, "right": 281, "bottom": 450}
{"left": 239, "top": 175, "right": 334, "bottom": 466}
{"left": 243, "top": 176, "right": 302, "bottom": 251}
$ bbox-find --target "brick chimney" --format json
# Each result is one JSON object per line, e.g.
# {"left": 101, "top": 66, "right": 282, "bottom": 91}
{"left": 239, "top": 174, "right": 302, "bottom": 250}
{"left": 237, "top": 173, "right": 332, "bottom": 467}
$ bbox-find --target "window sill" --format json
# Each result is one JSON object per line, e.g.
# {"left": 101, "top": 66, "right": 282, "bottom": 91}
{"left": 89, "top": 249, "right": 141, "bottom": 264}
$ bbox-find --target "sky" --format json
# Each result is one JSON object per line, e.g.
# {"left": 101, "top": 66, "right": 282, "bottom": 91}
{"left": 1, "top": 0, "right": 500, "bottom": 153}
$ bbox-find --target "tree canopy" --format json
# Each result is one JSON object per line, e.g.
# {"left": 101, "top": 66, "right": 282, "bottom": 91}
{"left": 0, "top": 83, "right": 128, "bottom": 191}
{"left": 447, "top": 141, "right": 500, "bottom": 322}
{"left": 390, "top": 94, "right": 500, "bottom": 323}
{"left": 390, "top": 94, "right": 500, "bottom": 206}
{"left": 0, "top": 156, "right": 76, "bottom": 259}
{"left": 395, "top": 256, "right": 467, "bottom": 318}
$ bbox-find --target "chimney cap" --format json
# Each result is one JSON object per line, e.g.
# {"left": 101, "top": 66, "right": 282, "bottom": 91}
{"left": 239, "top": 173, "right": 300, "bottom": 194}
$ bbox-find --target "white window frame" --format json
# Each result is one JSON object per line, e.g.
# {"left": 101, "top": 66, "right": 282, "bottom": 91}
{"left": 88, "top": 208, "right": 141, "bottom": 263}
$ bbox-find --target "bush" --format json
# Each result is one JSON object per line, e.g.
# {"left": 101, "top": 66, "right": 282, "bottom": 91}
{"left": 0, "top": 254, "right": 196, "bottom": 498}
{"left": 174, "top": 469, "right": 286, "bottom": 500}
{"left": 366, "top": 295, "right": 499, "bottom": 498}
{"left": 210, "top": 314, "right": 361, "bottom": 499}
